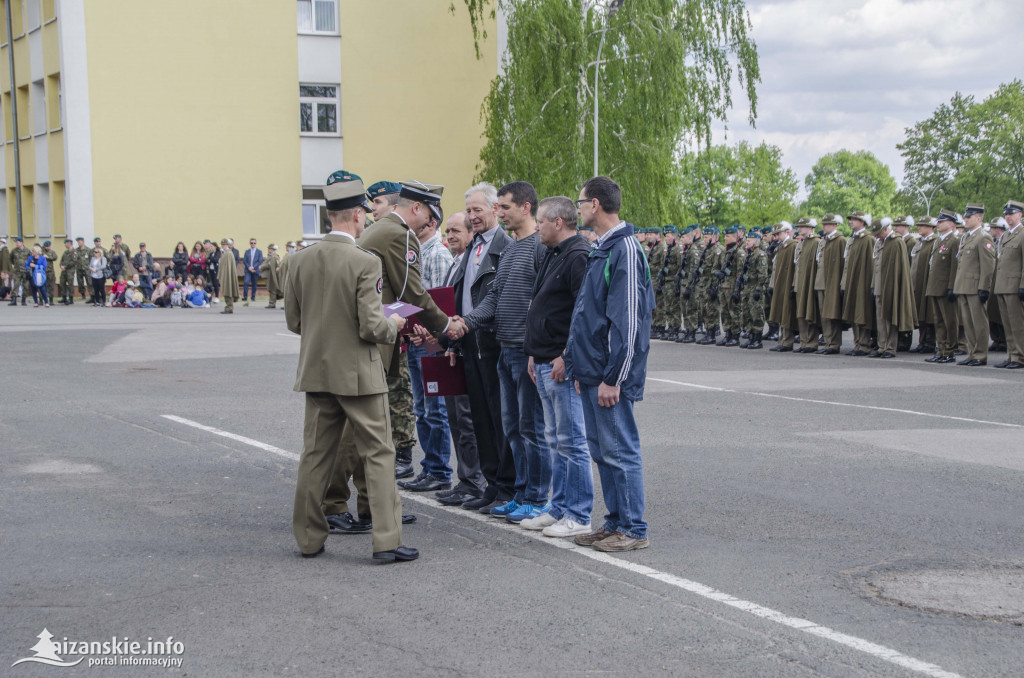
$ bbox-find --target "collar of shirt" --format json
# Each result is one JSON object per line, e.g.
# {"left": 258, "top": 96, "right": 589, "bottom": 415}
{"left": 421, "top": 231, "right": 443, "bottom": 253}
{"left": 967, "top": 226, "right": 982, "bottom": 238}
{"left": 330, "top": 231, "right": 356, "bottom": 243}
{"left": 472, "top": 225, "right": 499, "bottom": 247}
{"left": 595, "top": 221, "right": 628, "bottom": 247}
{"left": 552, "top": 233, "right": 584, "bottom": 254}
{"left": 1008, "top": 224, "right": 1021, "bottom": 235}
{"left": 938, "top": 230, "right": 952, "bottom": 241}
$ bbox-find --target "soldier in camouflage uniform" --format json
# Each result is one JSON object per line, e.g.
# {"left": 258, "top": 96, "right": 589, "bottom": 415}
{"left": 74, "top": 237, "right": 91, "bottom": 300}
{"left": 675, "top": 226, "right": 701, "bottom": 342}
{"left": 8, "top": 237, "right": 28, "bottom": 305}
{"left": 654, "top": 225, "right": 683, "bottom": 340}
{"left": 740, "top": 230, "right": 770, "bottom": 348}
{"left": 649, "top": 227, "right": 668, "bottom": 338}
{"left": 59, "top": 239, "right": 77, "bottom": 304}
{"left": 715, "top": 225, "right": 747, "bottom": 346}
{"left": 696, "top": 226, "right": 726, "bottom": 345}
{"left": 42, "top": 241, "right": 57, "bottom": 303}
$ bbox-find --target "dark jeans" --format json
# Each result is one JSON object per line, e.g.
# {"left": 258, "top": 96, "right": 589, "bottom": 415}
{"left": 139, "top": 275, "right": 153, "bottom": 302}
{"left": 30, "top": 281, "right": 49, "bottom": 305}
{"left": 497, "top": 346, "right": 549, "bottom": 505}
{"left": 461, "top": 332, "right": 515, "bottom": 501}
{"left": 243, "top": 271, "right": 259, "bottom": 300}
{"left": 445, "top": 393, "right": 485, "bottom": 495}
{"left": 406, "top": 343, "right": 452, "bottom": 481}
{"left": 90, "top": 277, "right": 106, "bottom": 304}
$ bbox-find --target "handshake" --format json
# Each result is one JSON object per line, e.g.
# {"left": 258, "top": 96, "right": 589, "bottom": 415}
{"left": 404, "top": 315, "right": 470, "bottom": 346}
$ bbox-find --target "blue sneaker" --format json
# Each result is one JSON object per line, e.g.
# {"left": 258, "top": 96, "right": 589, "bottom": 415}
{"left": 489, "top": 500, "right": 520, "bottom": 518}
{"left": 506, "top": 502, "right": 551, "bottom": 524}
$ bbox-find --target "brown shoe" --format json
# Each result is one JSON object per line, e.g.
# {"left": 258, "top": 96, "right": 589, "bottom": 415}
{"left": 573, "top": 527, "right": 615, "bottom": 546}
{"left": 592, "top": 532, "right": 650, "bottom": 552}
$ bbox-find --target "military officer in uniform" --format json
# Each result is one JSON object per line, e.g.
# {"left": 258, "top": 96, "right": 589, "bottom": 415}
{"left": 695, "top": 226, "right": 725, "bottom": 344}
{"left": 841, "top": 211, "right": 875, "bottom": 355}
{"left": 892, "top": 216, "right": 918, "bottom": 351}
{"left": 286, "top": 174, "right": 417, "bottom": 562}
{"left": 986, "top": 218, "right": 1007, "bottom": 353}
{"left": 9, "top": 237, "right": 28, "bottom": 305}
{"left": 793, "top": 218, "right": 820, "bottom": 352}
{"left": 59, "top": 239, "right": 77, "bottom": 304}
{"left": 653, "top": 225, "right": 682, "bottom": 340}
{"left": 924, "top": 211, "right": 960, "bottom": 364}
{"left": 870, "top": 218, "right": 916, "bottom": 358}
{"left": 909, "top": 216, "right": 938, "bottom": 353}
{"left": 993, "top": 201, "right": 1024, "bottom": 369}
{"left": 677, "top": 225, "right": 704, "bottom": 343}
{"left": 649, "top": 227, "right": 668, "bottom": 338}
{"left": 261, "top": 244, "right": 283, "bottom": 308}
{"left": 74, "top": 237, "right": 91, "bottom": 300}
{"left": 768, "top": 222, "right": 798, "bottom": 351}
{"left": 813, "top": 214, "right": 846, "bottom": 354}
{"left": 40, "top": 241, "right": 57, "bottom": 303}
{"left": 366, "top": 180, "right": 403, "bottom": 224}
{"left": 953, "top": 203, "right": 995, "bottom": 365}
{"left": 739, "top": 229, "right": 769, "bottom": 348}
{"left": 716, "top": 225, "right": 746, "bottom": 346}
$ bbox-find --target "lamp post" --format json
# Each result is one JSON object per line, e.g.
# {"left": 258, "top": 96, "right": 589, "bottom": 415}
{"left": 909, "top": 178, "right": 952, "bottom": 216}
{"left": 592, "top": 0, "right": 623, "bottom": 176}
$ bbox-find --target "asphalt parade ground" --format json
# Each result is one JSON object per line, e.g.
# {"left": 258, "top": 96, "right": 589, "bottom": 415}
{"left": 2, "top": 306, "right": 1023, "bottom": 677}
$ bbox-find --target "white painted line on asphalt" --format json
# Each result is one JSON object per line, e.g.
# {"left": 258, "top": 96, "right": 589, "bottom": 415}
{"left": 276, "top": 333, "right": 299, "bottom": 338}
{"left": 647, "top": 377, "right": 1022, "bottom": 429}
{"left": 163, "top": 416, "right": 965, "bottom": 678}
{"left": 160, "top": 415, "right": 301, "bottom": 461}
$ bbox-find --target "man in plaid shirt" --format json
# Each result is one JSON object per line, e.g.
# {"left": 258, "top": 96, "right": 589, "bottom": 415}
{"left": 399, "top": 206, "right": 457, "bottom": 492}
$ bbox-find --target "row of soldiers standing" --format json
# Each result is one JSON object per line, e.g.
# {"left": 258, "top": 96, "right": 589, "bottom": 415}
{"left": 0, "top": 236, "right": 106, "bottom": 305}
{"left": 645, "top": 201, "right": 1024, "bottom": 368}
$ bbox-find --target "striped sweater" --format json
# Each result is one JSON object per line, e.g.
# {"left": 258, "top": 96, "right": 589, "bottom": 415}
{"left": 463, "top": 231, "right": 545, "bottom": 348}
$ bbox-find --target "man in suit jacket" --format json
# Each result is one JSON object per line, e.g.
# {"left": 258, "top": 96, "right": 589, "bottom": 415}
{"left": 286, "top": 175, "right": 417, "bottom": 563}
{"left": 909, "top": 217, "right": 938, "bottom": 353}
{"left": 953, "top": 203, "right": 996, "bottom": 365}
{"left": 242, "top": 239, "right": 263, "bottom": 304}
{"left": 993, "top": 201, "right": 1024, "bottom": 368}
{"left": 924, "top": 211, "right": 960, "bottom": 363}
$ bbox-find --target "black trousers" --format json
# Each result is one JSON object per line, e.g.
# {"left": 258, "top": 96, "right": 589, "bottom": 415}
{"left": 445, "top": 393, "right": 485, "bottom": 495}
{"left": 461, "top": 332, "right": 515, "bottom": 501}
{"left": 91, "top": 277, "right": 105, "bottom": 304}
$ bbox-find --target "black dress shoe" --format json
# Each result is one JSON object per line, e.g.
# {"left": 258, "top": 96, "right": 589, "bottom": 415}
{"left": 956, "top": 358, "right": 972, "bottom": 365}
{"left": 908, "top": 345, "right": 925, "bottom": 353}
{"left": 879, "top": 352, "right": 895, "bottom": 359}
{"left": 219, "top": 310, "right": 232, "bottom": 314}
{"left": 954, "top": 349, "right": 967, "bottom": 356}
{"left": 868, "top": 351, "right": 882, "bottom": 358}
{"left": 962, "top": 359, "right": 986, "bottom": 366}
{"left": 355, "top": 513, "right": 417, "bottom": 530}
{"left": 924, "top": 355, "right": 943, "bottom": 363}
{"left": 437, "top": 490, "right": 478, "bottom": 506}
{"left": 397, "top": 471, "right": 428, "bottom": 489}
{"left": 1004, "top": 362, "right": 1024, "bottom": 369}
{"left": 301, "top": 545, "right": 325, "bottom": 559}
{"left": 400, "top": 475, "right": 452, "bottom": 493}
{"left": 327, "top": 512, "right": 370, "bottom": 534}
{"left": 845, "top": 349, "right": 868, "bottom": 356}
{"left": 796, "top": 347, "right": 816, "bottom": 353}
{"left": 993, "top": 361, "right": 1009, "bottom": 368}
{"left": 461, "top": 495, "right": 496, "bottom": 511}
{"left": 940, "top": 356, "right": 957, "bottom": 363}
{"left": 373, "top": 545, "right": 419, "bottom": 562}
{"left": 769, "top": 345, "right": 793, "bottom": 352}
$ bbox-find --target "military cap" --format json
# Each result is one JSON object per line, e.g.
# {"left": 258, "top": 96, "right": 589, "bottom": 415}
{"left": 93, "top": 237, "right": 102, "bottom": 242}
{"left": 220, "top": 238, "right": 230, "bottom": 246}
{"left": 746, "top": 230, "right": 763, "bottom": 239}
{"left": 64, "top": 238, "right": 73, "bottom": 244}
{"left": 323, "top": 175, "right": 372, "bottom": 212}
{"left": 75, "top": 237, "right": 85, "bottom": 242}
{"left": 761, "top": 226, "right": 773, "bottom": 235}
{"left": 916, "top": 216, "right": 937, "bottom": 228}
{"left": 989, "top": 216, "right": 1008, "bottom": 229}
{"left": 796, "top": 217, "right": 818, "bottom": 229}
{"left": 722, "top": 225, "right": 739, "bottom": 235}
{"left": 13, "top": 236, "right": 22, "bottom": 242}
{"left": 399, "top": 180, "right": 444, "bottom": 207}
{"left": 688, "top": 223, "right": 700, "bottom": 232}
{"left": 366, "top": 180, "right": 402, "bottom": 198}
{"left": 771, "top": 221, "right": 792, "bottom": 234}
{"left": 893, "top": 215, "right": 915, "bottom": 228}
{"left": 847, "top": 210, "right": 870, "bottom": 225}
{"left": 663, "top": 224, "right": 678, "bottom": 234}
{"left": 936, "top": 210, "right": 957, "bottom": 224}
{"left": 1003, "top": 200, "right": 1024, "bottom": 215}
{"left": 113, "top": 234, "right": 122, "bottom": 239}
{"left": 963, "top": 203, "right": 984, "bottom": 218}
{"left": 268, "top": 243, "right": 278, "bottom": 250}
{"left": 870, "top": 216, "right": 893, "bottom": 233}
{"left": 702, "top": 225, "right": 719, "bottom": 235}
{"left": 822, "top": 213, "right": 844, "bottom": 226}
{"left": 300, "top": 240, "right": 309, "bottom": 247}
{"left": 649, "top": 226, "right": 663, "bottom": 234}
{"left": 42, "top": 240, "right": 51, "bottom": 247}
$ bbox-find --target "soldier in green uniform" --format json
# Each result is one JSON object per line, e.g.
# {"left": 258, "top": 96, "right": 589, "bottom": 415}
{"left": 892, "top": 216, "right": 919, "bottom": 351}
{"left": 924, "top": 211, "right": 961, "bottom": 363}
{"left": 768, "top": 222, "right": 798, "bottom": 351}
{"left": 658, "top": 225, "right": 683, "bottom": 340}
{"left": 953, "top": 203, "right": 995, "bottom": 365}
{"left": 59, "top": 239, "right": 77, "bottom": 304}
{"left": 648, "top": 227, "right": 667, "bottom": 338}
{"left": 41, "top": 241, "right": 57, "bottom": 303}
{"left": 793, "top": 218, "right": 820, "bottom": 352}
{"left": 112, "top": 234, "right": 131, "bottom": 264}
{"left": 676, "top": 225, "right": 703, "bottom": 343}
{"left": 9, "top": 237, "right": 28, "bottom": 305}
{"left": 909, "top": 216, "right": 938, "bottom": 353}
{"left": 993, "top": 201, "right": 1024, "bottom": 369}
{"left": 870, "top": 218, "right": 916, "bottom": 358}
{"left": 763, "top": 226, "right": 781, "bottom": 340}
{"left": 716, "top": 225, "right": 746, "bottom": 346}
{"left": 813, "top": 214, "right": 846, "bottom": 354}
{"left": 739, "top": 229, "right": 769, "bottom": 348}
{"left": 695, "top": 226, "right": 725, "bottom": 345}
{"left": 261, "top": 243, "right": 283, "bottom": 308}
{"left": 218, "top": 238, "right": 240, "bottom": 313}
{"left": 74, "top": 237, "right": 91, "bottom": 300}
{"left": 841, "top": 211, "right": 876, "bottom": 355}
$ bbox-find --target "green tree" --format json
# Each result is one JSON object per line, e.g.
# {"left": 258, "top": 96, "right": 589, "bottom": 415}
{"left": 733, "top": 141, "right": 798, "bottom": 227}
{"left": 459, "top": 0, "right": 760, "bottom": 229}
{"left": 678, "top": 144, "right": 738, "bottom": 226}
{"left": 802, "top": 149, "right": 897, "bottom": 219}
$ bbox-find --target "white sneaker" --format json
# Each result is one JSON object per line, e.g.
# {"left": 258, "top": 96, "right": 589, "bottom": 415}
{"left": 212, "top": 297, "right": 219, "bottom": 304}
{"left": 520, "top": 513, "right": 558, "bottom": 531}
{"left": 542, "top": 517, "right": 591, "bottom": 538}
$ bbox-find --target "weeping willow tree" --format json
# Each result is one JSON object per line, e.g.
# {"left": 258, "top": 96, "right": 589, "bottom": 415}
{"left": 457, "top": 0, "right": 759, "bottom": 227}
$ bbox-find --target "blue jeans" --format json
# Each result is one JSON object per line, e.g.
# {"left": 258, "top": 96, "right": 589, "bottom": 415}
{"left": 578, "top": 384, "right": 647, "bottom": 539}
{"left": 497, "top": 347, "right": 549, "bottom": 505}
{"left": 407, "top": 343, "right": 452, "bottom": 481}
{"left": 243, "top": 270, "right": 259, "bottom": 300}
{"left": 534, "top": 362, "right": 593, "bottom": 524}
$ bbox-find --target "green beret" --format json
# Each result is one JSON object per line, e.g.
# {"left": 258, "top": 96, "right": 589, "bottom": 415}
{"left": 702, "top": 225, "right": 719, "bottom": 236}
{"left": 722, "top": 225, "right": 739, "bottom": 235}
{"left": 13, "top": 236, "right": 23, "bottom": 242}
{"left": 760, "top": 226, "right": 772, "bottom": 235}
{"left": 326, "top": 170, "right": 362, "bottom": 186}
{"left": 649, "top": 226, "right": 663, "bottom": 234}
{"left": 64, "top": 239, "right": 73, "bottom": 244}
{"left": 366, "top": 181, "right": 402, "bottom": 198}
{"left": 75, "top": 237, "right": 84, "bottom": 241}
{"left": 663, "top": 224, "right": 678, "bottom": 234}
{"left": 747, "top": 230, "right": 762, "bottom": 239}
{"left": 94, "top": 237, "right": 102, "bottom": 242}
{"left": 42, "top": 240, "right": 51, "bottom": 247}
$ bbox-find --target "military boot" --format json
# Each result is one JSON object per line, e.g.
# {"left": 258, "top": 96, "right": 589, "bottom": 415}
{"left": 395, "top": 445, "right": 415, "bottom": 479}
{"left": 724, "top": 332, "right": 740, "bottom": 347}
{"left": 667, "top": 328, "right": 679, "bottom": 342}
{"left": 676, "top": 330, "right": 693, "bottom": 343}
{"left": 715, "top": 331, "right": 729, "bottom": 346}
{"left": 746, "top": 332, "right": 764, "bottom": 349}
{"left": 765, "top": 324, "right": 779, "bottom": 341}
{"left": 697, "top": 329, "right": 717, "bottom": 345}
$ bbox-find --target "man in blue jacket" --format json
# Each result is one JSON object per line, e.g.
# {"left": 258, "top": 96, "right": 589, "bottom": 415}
{"left": 242, "top": 238, "right": 264, "bottom": 305}
{"left": 564, "top": 176, "right": 653, "bottom": 552}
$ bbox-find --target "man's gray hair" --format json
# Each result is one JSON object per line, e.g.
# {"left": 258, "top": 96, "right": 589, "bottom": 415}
{"left": 538, "top": 196, "right": 578, "bottom": 230}
{"left": 464, "top": 181, "right": 498, "bottom": 205}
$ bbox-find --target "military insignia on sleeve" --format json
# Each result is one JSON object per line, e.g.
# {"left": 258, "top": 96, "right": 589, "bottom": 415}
{"left": 406, "top": 250, "right": 417, "bottom": 264}
{"left": 376, "top": 277, "right": 383, "bottom": 294}
{"left": 985, "top": 242, "right": 993, "bottom": 249}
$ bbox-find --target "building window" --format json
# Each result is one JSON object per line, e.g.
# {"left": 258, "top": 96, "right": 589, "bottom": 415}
{"left": 299, "top": 84, "right": 339, "bottom": 136}
{"left": 302, "top": 201, "right": 330, "bottom": 237}
{"left": 31, "top": 80, "right": 45, "bottom": 135}
{"left": 26, "top": 0, "right": 41, "bottom": 31}
{"left": 297, "top": 0, "right": 337, "bottom": 35}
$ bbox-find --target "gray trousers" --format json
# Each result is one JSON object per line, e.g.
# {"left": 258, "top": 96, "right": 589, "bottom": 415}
{"left": 445, "top": 394, "right": 485, "bottom": 495}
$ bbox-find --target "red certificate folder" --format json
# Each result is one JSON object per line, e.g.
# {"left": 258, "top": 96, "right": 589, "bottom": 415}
{"left": 420, "top": 355, "right": 468, "bottom": 396}
{"left": 382, "top": 301, "right": 423, "bottom": 318}
{"left": 402, "top": 287, "right": 456, "bottom": 353}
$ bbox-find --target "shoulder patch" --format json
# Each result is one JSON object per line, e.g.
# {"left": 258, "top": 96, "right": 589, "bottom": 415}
{"left": 985, "top": 242, "right": 993, "bottom": 249}
{"left": 406, "top": 250, "right": 417, "bottom": 264}
{"left": 376, "top": 277, "right": 383, "bottom": 294}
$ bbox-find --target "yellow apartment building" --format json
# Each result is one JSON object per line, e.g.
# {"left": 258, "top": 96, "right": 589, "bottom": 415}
{"left": 0, "top": 0, "right": 501, "bottom": 257}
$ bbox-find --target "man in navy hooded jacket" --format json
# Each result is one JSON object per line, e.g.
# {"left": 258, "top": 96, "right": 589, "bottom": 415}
{"left": 564, "top": 176, "right": 654, "bottom": 552}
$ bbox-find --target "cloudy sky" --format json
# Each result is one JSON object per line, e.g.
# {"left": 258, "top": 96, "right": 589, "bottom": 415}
{"left": 714, "top": 0, "right": 1024, "bottom": 196}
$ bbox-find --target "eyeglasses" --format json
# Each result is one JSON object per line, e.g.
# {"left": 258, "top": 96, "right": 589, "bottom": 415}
{"left": 574, "top": 198, "right": 595, "bottom": 207}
